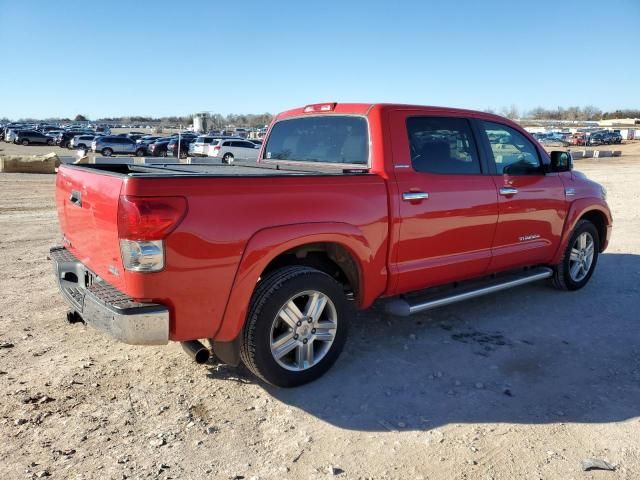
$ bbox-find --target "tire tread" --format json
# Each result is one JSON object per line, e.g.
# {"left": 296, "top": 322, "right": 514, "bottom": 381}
{"left": 240, "top": 266, "right": 339, "bottom": 385}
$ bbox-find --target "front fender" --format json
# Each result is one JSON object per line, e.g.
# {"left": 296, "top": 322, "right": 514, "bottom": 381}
{"left": 551, "top": 198, "right": 612, "bottom": 265}
{"left": 213, "top": 222, "right": 385, "bottom": 342}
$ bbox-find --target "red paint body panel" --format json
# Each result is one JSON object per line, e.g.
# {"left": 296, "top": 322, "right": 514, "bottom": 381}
{"left": 54, "top": 103, "right": 612, "bottom": 344}
{"left": 386, "top": 108, "right": 499, "bottom": 293}
{"left": 122, "top": 173, "right": 388, "bottom": 341}
{"left": 488, "top": 173, "right": 567, "bottom": 271}
{"left": 55, "top": 167, "right": 125, "bottom": 289}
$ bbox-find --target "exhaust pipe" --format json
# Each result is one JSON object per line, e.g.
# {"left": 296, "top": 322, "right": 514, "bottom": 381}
{"left": 181, "top": 340, "right": 210, "bottom": 364}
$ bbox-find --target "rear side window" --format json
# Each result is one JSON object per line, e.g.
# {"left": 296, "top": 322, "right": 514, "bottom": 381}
{"left": 406, "top": 117, "right": 481, "bottom": 174}
{"left": 480, "top": 121, "right": 541, "bottom": 175}
{"left": 264, "top": 116, "right": 368, "bottom": 165}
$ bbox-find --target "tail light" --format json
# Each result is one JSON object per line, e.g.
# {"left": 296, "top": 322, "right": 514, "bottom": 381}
{"left": 212, "top": 145, "right": 220, "bottom": 156}
{"left": 117, "top": 196, "right": 187, "bottom": 272}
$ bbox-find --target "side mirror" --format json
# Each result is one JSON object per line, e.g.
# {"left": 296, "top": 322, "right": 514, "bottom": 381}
{"left": 549, "top": 151, "right": 572, "bottom": 172}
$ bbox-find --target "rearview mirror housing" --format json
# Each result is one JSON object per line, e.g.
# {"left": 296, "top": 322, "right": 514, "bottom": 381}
{"left": 549, "top": 151, "right": 572, "bottom": 173}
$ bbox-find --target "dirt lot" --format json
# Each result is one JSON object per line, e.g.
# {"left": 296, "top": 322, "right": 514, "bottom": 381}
{"left": 1, "top": 144, "right": 639, "bottom": 480}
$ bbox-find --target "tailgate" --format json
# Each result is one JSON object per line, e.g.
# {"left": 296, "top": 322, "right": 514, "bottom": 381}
{"left": 56, "top": 166, "right": 126, "bottom": 290}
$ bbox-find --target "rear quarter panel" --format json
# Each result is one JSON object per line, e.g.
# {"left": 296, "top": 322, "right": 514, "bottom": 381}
{"left": 122, "top": 174, "right": 389, "bottom": 341}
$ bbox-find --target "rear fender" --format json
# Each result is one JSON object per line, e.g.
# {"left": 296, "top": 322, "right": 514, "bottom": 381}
{"left": 551, "top": 198, "right": 612, "bottom": 265}
{"left": 213, "top": 222, "right": 378, "bottom": 342}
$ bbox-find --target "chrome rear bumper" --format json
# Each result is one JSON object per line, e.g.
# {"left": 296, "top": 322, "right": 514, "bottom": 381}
{"left": 49, "top": 247, "right": 169, "bottom": 345}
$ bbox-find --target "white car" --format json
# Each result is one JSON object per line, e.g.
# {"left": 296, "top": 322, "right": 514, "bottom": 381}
{"left": 189, "top": 136, "right": 219, "bottom": 157}
{"left": 208, "top": 138, "right": 260, "bottom": 164}
{"left": 69, "top": 135, "right": 98, "bottom": 149}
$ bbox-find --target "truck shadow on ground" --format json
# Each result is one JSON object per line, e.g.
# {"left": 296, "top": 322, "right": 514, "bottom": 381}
{"left": 208, "top": 253, "right": 640, "bottom": 432}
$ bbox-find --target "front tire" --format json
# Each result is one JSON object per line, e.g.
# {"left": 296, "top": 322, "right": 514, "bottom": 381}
{"left": 240, "top": 266, "right": 349, "bottom": 387}
{"left": 21, "top": 139, "right": 29, "bottom": 146}
{"left": 552, "top": 219, "right": 599, "bottom": 291}
{"left": 136, "top": 148, "right": 145, "bottom": 157}
{"left": 101, "top": 148, "right": 113, "bottom": 157}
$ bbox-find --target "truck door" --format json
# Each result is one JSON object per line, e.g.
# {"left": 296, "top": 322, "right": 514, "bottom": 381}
{"left": 475, "top": 120, "right": 567, "bottom": 271}
{"left": 389, "top": 111, "right": 499, "bottom": 294}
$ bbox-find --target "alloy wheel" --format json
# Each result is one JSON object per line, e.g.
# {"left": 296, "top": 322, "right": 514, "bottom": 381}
{"left": 269, "top": 290, "right": 338, "bottom": 371}
{"left": 569, "top": 232, "right": 595, "bottom": 282}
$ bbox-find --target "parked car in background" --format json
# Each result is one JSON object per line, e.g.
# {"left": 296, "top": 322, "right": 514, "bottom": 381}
{"left": 167, "top": 136, "right": 197, "bottom": 159}
{"left": 189, "top": 135, "right": 226, "bottom": 157}
{"left": 94, "top": 125, "right": 111, "bottom": 135}
{"left": 208, "top": 138, "right": 260, "bottom": 163}
{"left": 570, "top": 133, "right": 586, "bottom": 146}
{"left": 148, "top": 138, "right": 171, "bottom": 157}
{"left": 603, "top": 131, "right": 622, "bottom": 144}
{"left": 5, "top": 128, "right": 25, "bottom": 143}
{"left": 15, "top": 130, "right": 55, "bottom": 146}
{"left": 57, "top": 131, "right": 80, "bottom": 148}
{"left": 588, "top": 132, "right": 607, "bottom": 146}
{"left": 91, "top": 136, "right": 146, "bottom": 156}
{"left": 69, "top": 134, "right": 99, "bottom": 149}
{"left": 136, "top": 135, "right": 163, "bottom": 145}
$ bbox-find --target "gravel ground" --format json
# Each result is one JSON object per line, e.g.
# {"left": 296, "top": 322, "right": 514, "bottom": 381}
{"left": 1, "top": 146, "right": 639, "bottom": 479}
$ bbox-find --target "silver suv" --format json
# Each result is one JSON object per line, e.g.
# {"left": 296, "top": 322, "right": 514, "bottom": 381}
{"left": 92, "top": 136, "right": 147, "bottom": 157}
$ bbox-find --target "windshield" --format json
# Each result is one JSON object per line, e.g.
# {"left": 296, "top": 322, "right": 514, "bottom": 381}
{"left": 263, "top": 116, "right": 368, "bottom": 165}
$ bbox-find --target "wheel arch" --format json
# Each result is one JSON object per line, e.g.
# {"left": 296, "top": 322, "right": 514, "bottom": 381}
{"left": 552, "top": 199, "right": 612, "bottom": 264}
{"left": 580, "top": 209, "right": 608, "bottom": 251}
{"left": 213, "top": 222, "right": 382, "bottom": 342}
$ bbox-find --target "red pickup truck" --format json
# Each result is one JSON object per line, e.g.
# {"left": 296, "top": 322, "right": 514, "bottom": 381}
{"left": 51, "top": 103, "right": 612, "bottom": 387}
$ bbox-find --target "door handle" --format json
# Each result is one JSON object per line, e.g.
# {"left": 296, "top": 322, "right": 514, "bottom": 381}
{"left": 499, "top": 187, "right": 518, "bottom": 196}
{"left": 402, "top": 192, "right": 429, "bottom": 201}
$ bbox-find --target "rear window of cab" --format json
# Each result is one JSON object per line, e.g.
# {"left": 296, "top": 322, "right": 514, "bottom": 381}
{"left": 264, "top": 116, "right": 368, "bottom": 165}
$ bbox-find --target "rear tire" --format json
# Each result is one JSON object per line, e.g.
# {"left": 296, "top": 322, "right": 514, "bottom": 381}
{"left": 240, "top": 266, "right": 349, "bottom": 387}
{"left": 47, "top": 139, "right": 54, "bottom": 146}
{"left": 222, "top": 153, "right": 234, "bottom": 164}
{"left": 101, "top": 148, "right": 113, "bottom": 157}
{"left": 552, "top": 219, "right": 599, "bottom": 291}
{"left": 21, "top": 139, "right": 29, "bottom": 146}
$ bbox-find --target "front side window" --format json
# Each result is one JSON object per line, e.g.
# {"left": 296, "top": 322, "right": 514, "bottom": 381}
{"left": 264, "top": 116, "right": 368, "bottom": 165}
{"left": 480, "top": 121, "right": 541, "bottom": 175}
{"left": 406, "top": 116, "right": 481, "bottom": 174}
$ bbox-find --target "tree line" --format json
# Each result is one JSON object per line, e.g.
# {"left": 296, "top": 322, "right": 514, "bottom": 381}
{"left": 93, "top": 113, "right": 274, "bottom": 128}
{"left": 4, "top": 108, "right": 639, "bottom": 126}
{"left": 485, "top": 106, "right": 640, "bottom": 121}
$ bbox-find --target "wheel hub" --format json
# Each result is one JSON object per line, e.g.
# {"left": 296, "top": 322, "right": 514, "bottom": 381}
{"left": 269, "top": 291, "right": 338, "bottom": 371}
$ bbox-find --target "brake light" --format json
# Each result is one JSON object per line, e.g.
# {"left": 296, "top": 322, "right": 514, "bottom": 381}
{"left": 117, "top": 196, "right": 187, "bottom": 241}
{"left": 303, "top": 102, "right": 337, "bottom": 113}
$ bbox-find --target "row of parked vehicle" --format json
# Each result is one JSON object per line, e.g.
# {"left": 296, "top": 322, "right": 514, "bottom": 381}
{"left": 533, "top": 130, "right": 623, "bottom": 146}
{"left": 89, "top": 132, "right": 261, "bottom": 163}
{"left": 1, "top": 123, "right": 263, "bottom": 163}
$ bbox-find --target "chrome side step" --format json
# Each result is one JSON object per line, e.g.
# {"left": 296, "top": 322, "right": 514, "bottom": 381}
{"left": 385, "top": 267, "right": 553, "bottom": 317}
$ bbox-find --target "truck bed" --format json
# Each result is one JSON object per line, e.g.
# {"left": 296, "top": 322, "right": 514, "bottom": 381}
{"left": 66, "top": 159, "right": 369, "bottom": 177}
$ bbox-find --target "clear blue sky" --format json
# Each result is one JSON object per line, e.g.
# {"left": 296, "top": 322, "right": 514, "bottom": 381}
{"left": 1, "top": 0, "right": 638, "bottom": 120}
